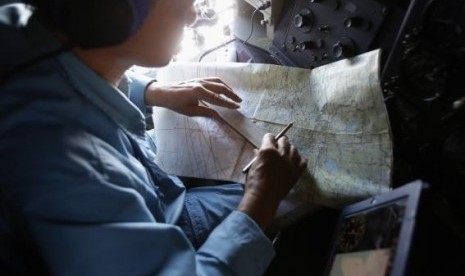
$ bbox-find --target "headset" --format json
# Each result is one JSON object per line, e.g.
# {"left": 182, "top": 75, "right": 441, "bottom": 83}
{"left": 0, "top": 0, "right": 152, "bottom": 83}
{"left": 25, "top": 0, "right": 152, "bottom": 48}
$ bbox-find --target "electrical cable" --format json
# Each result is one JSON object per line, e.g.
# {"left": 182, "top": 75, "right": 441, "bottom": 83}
{"left": 197, "top": 2, "right": 270, "bottom": 63}
{"left": 197, "top": 37, "right": 237, "bottom": 62}
{"left": 242, "top": 8, "right": 261, "bottom": 47}
{"left": 242, "top": 1, "right": 270, "bottom": 46}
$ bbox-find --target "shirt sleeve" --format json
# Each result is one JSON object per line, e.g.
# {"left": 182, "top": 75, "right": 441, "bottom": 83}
{"left": 124, "top": 70, "right": 155, "bottom": 129}
{"left": 4, "top": 126, "right": 275, "bottom": 276}
{"left": 198, "top": 211, "right": 276, "bottom": 275}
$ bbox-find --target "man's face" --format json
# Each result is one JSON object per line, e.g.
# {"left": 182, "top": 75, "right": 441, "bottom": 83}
{"left": 120, "top": 0, "right": 197, "bottom": 67}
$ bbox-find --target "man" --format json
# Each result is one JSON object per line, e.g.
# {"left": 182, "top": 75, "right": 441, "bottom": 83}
{"left": 0, "top": 0, "right": 307, "bottom": 275}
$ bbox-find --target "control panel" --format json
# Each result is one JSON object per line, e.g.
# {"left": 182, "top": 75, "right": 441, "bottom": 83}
{"left": 269, "top": 0, "right": 395, "bottom": 69}
{"left": 242, "top": 0, "right": 286, "bottom": 39}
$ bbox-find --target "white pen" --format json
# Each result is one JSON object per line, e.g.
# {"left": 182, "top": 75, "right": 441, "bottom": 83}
{"left": 242, "top": 121, "right": 294, "bottom": 173}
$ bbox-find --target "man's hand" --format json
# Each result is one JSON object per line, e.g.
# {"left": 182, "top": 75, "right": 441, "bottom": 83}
{"left": 144, "top": 77, "right": 242, "bottom": 117}
{"left": 238, "top": 133, "right": 307, "bottom": 230}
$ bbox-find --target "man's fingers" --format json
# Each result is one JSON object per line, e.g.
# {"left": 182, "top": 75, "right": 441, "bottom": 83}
{"left": 291, "top": 146, "right": 307, "bottom": 172}
{"left": 289, "top": 146, "right": 300, "bottom": 166}
{"left": 201, "top": 77, "right": 238, "bottom": 96}
{"left": 260, "top": 133, "right": 277, "bottom": 150}
{"left": 299, "top": 158, "right": 308, "bottom": 172}
{"left": 199, "top": 78, "right": 242, "bottom": 103}
{"left": 277, "top": 136, "right": 290, "bottom": 155}
{"left": 195, "top": 87, "right": 240, "bottom": 109}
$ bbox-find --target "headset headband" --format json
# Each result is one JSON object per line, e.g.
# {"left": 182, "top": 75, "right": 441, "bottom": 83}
{"left": 48, "top": 0, "right": 151, "bottom": 48}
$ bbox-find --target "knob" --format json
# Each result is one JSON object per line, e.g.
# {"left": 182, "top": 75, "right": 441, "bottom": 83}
{"left": 332, "top": 37, "right": 356, "bottom": 58}
{"left": 293, "top": 9, "right": 313, "bottom": 32}
{"left": 344, "top": 17, "right": 371, "bottom": 30}
{"left": 294, "top": 14, "right": 306, "bottom": 28}
{"left": 298, "top": 41, "right": 316, "bottom": 50}
{"left": 332, "top": 42, "right": 345, "bottom": 58}
{"left": 318, "top": 25, "right": 331, "bottom": 32}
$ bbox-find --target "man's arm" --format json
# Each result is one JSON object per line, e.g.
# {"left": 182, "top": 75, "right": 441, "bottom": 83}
{"left": 123, "top": 71, "right": 306, "bottom": 272}
{"left": 3, "top": 125, "right": 275, "bottom": 275}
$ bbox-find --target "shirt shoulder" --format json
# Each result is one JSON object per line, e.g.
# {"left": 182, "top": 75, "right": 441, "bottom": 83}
{"left": 0, "top": 123, "right": 143, "bottom": 188}
{"left": 0, "top": 123, "right": 158, "bottom": 222}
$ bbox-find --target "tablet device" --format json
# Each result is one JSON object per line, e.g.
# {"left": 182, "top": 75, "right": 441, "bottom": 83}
{"left": 324, "top": 181, "right": 424, "bottom": 276}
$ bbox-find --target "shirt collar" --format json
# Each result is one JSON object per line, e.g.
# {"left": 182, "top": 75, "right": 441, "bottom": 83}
{"left": 56, "top": 52, "right": 146, "bottom": 138}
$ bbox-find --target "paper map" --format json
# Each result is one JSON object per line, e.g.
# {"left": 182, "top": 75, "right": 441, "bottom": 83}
{"left": 151, "top": 49, "right": 392, "bottom": 208}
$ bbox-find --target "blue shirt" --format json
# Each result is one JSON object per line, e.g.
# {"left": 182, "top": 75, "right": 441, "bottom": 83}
{"left": 0, "top": 4, "right": 274, "bottom": 275}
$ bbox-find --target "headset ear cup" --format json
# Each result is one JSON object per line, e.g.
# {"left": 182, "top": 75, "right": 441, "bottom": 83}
{"left": 61, "top": 0, "right": 136, "bottom": 48}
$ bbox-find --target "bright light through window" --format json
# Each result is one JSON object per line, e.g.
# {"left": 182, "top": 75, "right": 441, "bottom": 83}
{"left": 131, "top": 0, "right": 236, "bottom": 74}
{"left": 174, "top": 0, "right": 236, "bottom": 62}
